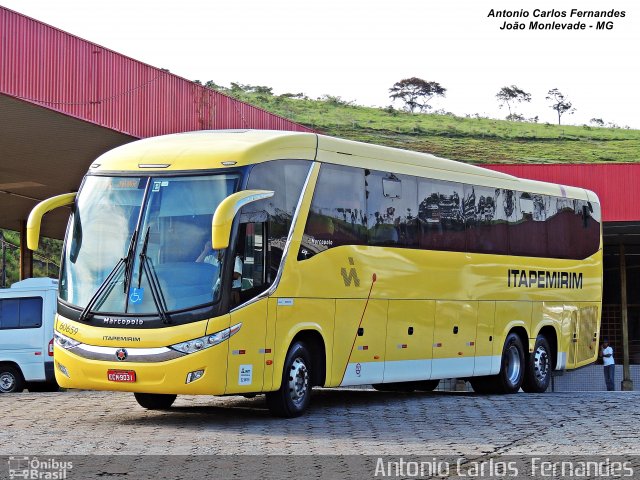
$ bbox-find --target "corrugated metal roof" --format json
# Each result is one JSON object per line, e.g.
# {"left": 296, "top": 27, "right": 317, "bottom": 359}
{"left": 484, "top": 164, "right": 640, "bottom": 222}
{"left": 0, "top": 6, "right": 313, "bottom": 138}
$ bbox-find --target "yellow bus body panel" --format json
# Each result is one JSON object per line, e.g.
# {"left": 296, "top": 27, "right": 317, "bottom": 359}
{"left": 49, "top": 131, "right": 603, "bottom": 396}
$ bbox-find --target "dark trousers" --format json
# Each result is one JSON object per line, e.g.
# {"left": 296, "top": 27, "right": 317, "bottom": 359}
{"left": 604, "top": 365, "right": 615, "bottom": 391}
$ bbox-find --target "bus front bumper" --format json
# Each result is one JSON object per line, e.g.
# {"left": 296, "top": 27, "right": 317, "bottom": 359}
{"left": 53, "top": 344, "right": 228, "bottom": 395}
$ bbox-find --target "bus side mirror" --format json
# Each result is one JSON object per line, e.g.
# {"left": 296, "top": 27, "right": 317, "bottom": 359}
{"left": 27, "top": 193, "right": 77, "bottom": 251}
{"left": 211, "top": 190, "right": 274, "bottom": 249}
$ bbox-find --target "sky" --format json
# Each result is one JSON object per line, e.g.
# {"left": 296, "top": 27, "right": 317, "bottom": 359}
{"left": 2, "top": 0, "right": 639, "bottom": 128}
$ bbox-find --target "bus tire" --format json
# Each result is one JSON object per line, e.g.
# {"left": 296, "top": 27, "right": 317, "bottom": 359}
{"left": 494, "top": 332, "right": 525, "bottom": 394}
{"left": 0, "top": 365, "right": 25, "bottom": 393}
{"left": 266, "top": 341, "right": 312, "bottom": 418}
{"left": 134, "top": 393, "right": 177, "bottom": 410}
{"left": 414, "top": 380, "right": 440, "bottom": 392}
{"left": 522, "top": 335, "right": 552, "bottom": 393}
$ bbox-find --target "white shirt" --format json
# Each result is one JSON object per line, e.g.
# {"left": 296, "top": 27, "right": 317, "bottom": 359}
{"left": 602, "top": 346, "right": 615, "bottom": 366}
{"left": 203, "top": 253, "right": 243, "bottom": 289}
{"left": 232, "top": 256, "right": 243, "bottom": 290}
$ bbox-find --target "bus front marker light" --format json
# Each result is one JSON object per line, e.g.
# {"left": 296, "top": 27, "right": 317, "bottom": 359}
{"left": 186, "top": 370, "right": 205, "bottom": 384}
{"left": 56, "top": 362, "right": 70, "bottom": 378}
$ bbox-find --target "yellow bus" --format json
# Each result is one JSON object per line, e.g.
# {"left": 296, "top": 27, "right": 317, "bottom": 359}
{"left": 28, "top": 130, "right": 602, "bottom": 417}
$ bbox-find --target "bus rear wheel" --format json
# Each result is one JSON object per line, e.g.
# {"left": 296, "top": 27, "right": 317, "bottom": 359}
{"left": 471, "top": 333, "right": 525, "bottom": 394}
{"left": 522, "top": 335, "right": 552, "bottom": 393}
{"left": 266, "top": 341, "right": 312, "bottom": 418}
{"left": 494, "top": 332, "right": 525, "bottom": 393}
{"left": 134, "top": 393, "right": 177, "bottom": 410}
{"left": 0, "top": 365, "right": 24, "bottom": 393}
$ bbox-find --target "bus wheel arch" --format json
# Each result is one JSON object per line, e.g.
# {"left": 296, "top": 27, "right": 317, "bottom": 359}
{"left": 290, "top": 329, "right": 327, "bottom": 388}
{"left": 0, "top": 362, "right": 25, "bottom": 393}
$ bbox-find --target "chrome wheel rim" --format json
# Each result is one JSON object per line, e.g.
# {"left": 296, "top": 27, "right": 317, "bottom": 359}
{"left": 288, "top": 357, "right": 309, "bottom": 407}
{"left": 533, "top": 345, "right": 550, "bottom": 383}
{"left": 0, "top": 373, "right": 16, "bottom": 392}
{"left": 505, "top": 345, "right": 521, "bottom": 386}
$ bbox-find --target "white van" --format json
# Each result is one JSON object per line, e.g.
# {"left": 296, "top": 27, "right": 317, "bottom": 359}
{"left": 0, "top": 278, "right": 58, "bottom": 393}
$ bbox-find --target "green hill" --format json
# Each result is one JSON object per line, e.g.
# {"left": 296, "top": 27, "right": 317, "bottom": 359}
{"left": 222, "top": 88, "right": 640, "bottom": 164}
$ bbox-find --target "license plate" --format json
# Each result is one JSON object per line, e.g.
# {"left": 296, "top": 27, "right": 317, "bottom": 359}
{"left": 107, "top": 370, "right": 136, "bottom": 383}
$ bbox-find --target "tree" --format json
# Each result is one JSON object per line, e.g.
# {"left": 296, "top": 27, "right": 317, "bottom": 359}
{"left": 590, "top": 118, "right": 605, "bottom": 127}
{"left": 496, "top": 85, "right": 531, "bottom": 119}
{"left": 389, "top": 77, "right": 446, "bottom": 113}
{"left": 546, "top": 88, "right": 575, "bottom": 125}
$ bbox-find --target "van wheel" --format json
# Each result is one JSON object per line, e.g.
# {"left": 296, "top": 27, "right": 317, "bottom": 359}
{"left": 522, "top": 335, "right": 552, "bottom": 393}
{"left": 266, "top": 341, "right": 312, "bottom": 418}
{"left": 134, "top": 393, "right": 177, "bottom": 410}
{"left": 0, "top": 366, "right": 24, "bottom": 393}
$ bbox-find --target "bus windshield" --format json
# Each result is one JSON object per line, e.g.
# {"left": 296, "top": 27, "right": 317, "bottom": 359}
{"left": 60, "top": 174, "right": 240, "bottom": 315}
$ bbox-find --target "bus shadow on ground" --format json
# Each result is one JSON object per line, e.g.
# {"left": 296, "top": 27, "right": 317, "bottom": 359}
{"left": 119, "top": 389, "right": 474, "bottom": 427}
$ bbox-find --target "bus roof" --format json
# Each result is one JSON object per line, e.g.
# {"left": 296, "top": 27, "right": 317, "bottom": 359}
{"left": 91, "top": 130, "right": 596, "bottom": 202}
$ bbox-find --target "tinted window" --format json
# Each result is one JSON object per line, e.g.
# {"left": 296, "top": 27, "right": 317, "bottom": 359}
{"left": 0, "top": 297, "right": 42, "bottom": 329}
{"left": 301, "top": 164, "right": 367, "bottom": 257}
{"left": 19, "top": 298, "right": 43, "bottom": 328}
{"left": 509, "top": 192, "right": 548, "bottom": 257}
{"left": 0, "top": 299, "right": 19, "bottom": 329}
{"left": 465, "top": 185, "right": 509, "bottom": 255}
{"left": 245, "top": 160, "right": 311, "bottom": 280}
{"left": 418, "top": 179, "right": 465, "bottom": 251}
{"left": 366, "top": 171, "right": 418, "bottom": 247}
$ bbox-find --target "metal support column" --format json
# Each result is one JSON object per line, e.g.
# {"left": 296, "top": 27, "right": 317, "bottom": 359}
{"left": 19, "top": 220, "right": 33, "bottom": 280}
{"left": 619, "top": 243, "right": 634, "bottom": 391}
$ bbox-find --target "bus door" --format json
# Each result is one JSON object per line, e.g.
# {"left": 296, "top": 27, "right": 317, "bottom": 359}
{"left": 431, "top": 301, "right": 478, "bottom": 378}
{"left": 563, "top": 306, "right": 579, "bottom": 369}
{"left": 226, "top": 220, "right": 268, "bottom": 394}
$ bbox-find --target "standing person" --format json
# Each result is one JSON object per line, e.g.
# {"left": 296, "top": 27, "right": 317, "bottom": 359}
{"left": 600, "top": 338, "right": 615, "bottom": 391}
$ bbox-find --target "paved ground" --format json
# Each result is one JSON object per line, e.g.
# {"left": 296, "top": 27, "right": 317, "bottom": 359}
{"left": 1, "top": 389, "right": 638, "bottom": 456}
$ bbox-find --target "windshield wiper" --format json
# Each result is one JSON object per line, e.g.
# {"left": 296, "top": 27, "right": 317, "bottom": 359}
{"left": 77, "top": 225, "right": 140, "bottom": 321}
{"left": 78, "top": 258, "right": 126, "bottom": 321}
{"left": 123, "top": 226, "right": 140, "bottom": 294}
{"left": 137, "top": 226, "right": 171, "bottom": 324}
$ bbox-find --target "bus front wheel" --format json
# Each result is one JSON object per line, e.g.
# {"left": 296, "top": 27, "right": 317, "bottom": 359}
{"left": 266, "top": 341, "right": 312, "bottom": 418}
{"left": 522, "top": 335, "right": 552, "bottom": 393}
{"left": 134, "top": 393, "right": 177, "bottom": 410}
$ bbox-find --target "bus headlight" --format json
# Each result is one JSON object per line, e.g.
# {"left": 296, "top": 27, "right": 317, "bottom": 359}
{"left": 170, "top": 323, "right": 241, "bottom": 354}
{"left": 54, "top": 331, "right": 80, "bottom": 350}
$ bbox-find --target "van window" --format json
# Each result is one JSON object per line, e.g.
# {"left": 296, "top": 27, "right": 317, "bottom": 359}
{"left": 0, "top": 297, "right": 43, "bottom": 329}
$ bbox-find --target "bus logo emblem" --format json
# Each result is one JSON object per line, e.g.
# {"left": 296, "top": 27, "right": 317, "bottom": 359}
{"left": 115, "top": 349, "right": 128, "bottom": 361}
{"left": 341, "top": 257, "right": 361, "bottom": 287}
